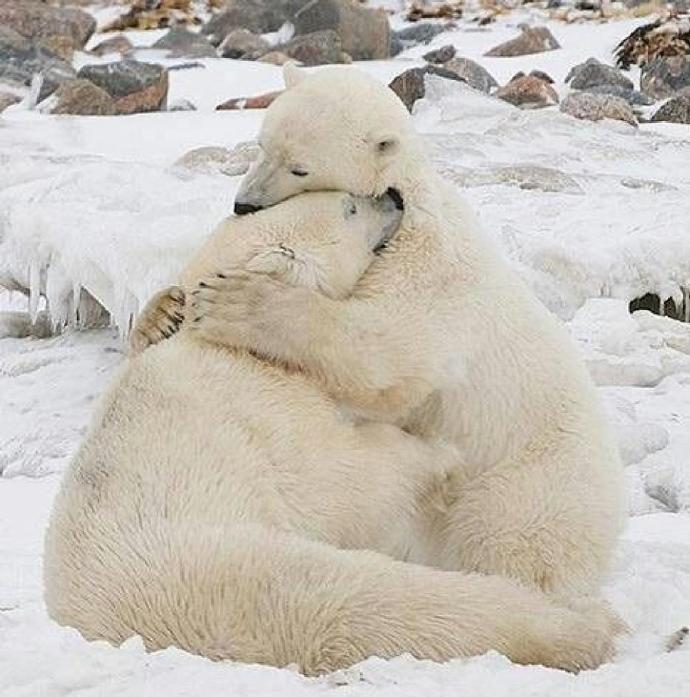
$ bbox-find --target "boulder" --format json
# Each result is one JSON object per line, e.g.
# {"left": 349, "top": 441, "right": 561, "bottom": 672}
{"left": 47, "top": 78, "right": 116, "bottom": 115}
{"left": 651, "top": 95, "right": 690, "bottom": 123}
{"left": 0, "top": 25, "right": 75, "bottom": 100}
{"left": 560, "top": 92, "right": 637, "bottom": 126}
{"left": 78, "top": 60, "right": 168, "bottom": 115}
{"left": 91, "top": 34, "right": 133, "bottom": 57}
{"left": 218, "top": 29, "right": 270, "bottom": 59}
{"left": 0, "top": 0, "right": 95, "bottom": 49}
{"left": 278, "top": 30, "right": 348, "bottom": 66}
{"left": 641, "top": 56, "right": 690, "bottom": 100}
{"left": 201, "top": 0, "right": 291, "bottom": 45}
{"left": 152, "top": 28, "right": 217, "bottom": 59}
{"left": 216, "top": 90, "right": 282, "bottom": 110}
{"left": 423, "top": 44, "right": 456, "bottom": 64}
{"left": 565, "top": 57, "right": 633, "bottom": 90}
{"left": 174, "top": 142, "right": 260, "bottom": 176}
{"left": 393, "top": 22, "right": 449, "bottom": 53}
{"left": 485, "top": 26, "right": 560, "bottom": 57}
{"left": 496, "top": 74, "right": 559, "bottom": 108}
{"left": 291, "top": 0, "right": 391, "bottom": 60}
{"left": 442, "top": 57, "right": 497, "bottom": 93}
{"left": 583, "top": 83, "right": 654, "bottom": 106}
{"left": 257, "top": 50, "right": 294, "bottom": 66}
{"left": 389, "top": 65, "right": 465, "bottom": 112}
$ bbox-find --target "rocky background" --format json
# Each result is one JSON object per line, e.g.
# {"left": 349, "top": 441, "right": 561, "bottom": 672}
{"left": 0, "top": 0, "right": 688, "bottom": 124}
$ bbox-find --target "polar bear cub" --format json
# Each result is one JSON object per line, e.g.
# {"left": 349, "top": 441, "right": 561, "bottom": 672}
{"left": 45, "top": 190, "right": 622, "bottom": 674}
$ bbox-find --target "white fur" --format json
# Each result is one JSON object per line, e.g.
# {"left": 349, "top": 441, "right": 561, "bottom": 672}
{"left": 220, "top": 66, "right": 627, "bottom": 598}
{"left": 45, "top": 191, "right": 622, "bottom": 674}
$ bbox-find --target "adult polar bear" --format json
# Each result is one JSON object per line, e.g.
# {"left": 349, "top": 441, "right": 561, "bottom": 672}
{"left": 44, "top": 192, "right": 618, "bottom": 673}
{"left": 195, "top": 65, "right": 626, "bottom": 599}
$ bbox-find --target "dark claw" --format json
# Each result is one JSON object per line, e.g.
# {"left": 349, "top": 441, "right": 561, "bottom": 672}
{"left": 199, "top": 281, "right": 209, "bottom": 288}
{"left": 217, "top": 273, "right": 226, "bottom": 279}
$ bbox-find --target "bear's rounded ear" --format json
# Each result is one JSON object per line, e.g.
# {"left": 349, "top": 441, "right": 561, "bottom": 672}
{"left": 283, "top": 62, "right": 305, "bottom": 89}
{"left": 371, "top": 132, "right": 400, "bottom": 158}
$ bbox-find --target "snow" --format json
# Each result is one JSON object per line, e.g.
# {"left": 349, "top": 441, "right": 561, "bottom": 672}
{"left": 1, "top": 5, "right": 690, "bottom": 696}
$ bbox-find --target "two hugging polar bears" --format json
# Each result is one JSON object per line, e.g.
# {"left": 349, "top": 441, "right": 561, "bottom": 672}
{"left": 44, "top": 66, "right": 626, "bottom": 674}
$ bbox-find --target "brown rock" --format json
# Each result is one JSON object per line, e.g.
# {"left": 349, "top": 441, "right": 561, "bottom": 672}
{"left": 640, "top": 56, "right": 690, "bottom": 100}
{"left": 0, "top": 91, "right": 20, "bottom": 113}
{"left": 257, "top": 51, "right": 294, "bottom": 66}
{"left": 78, "top": 61, "right": 168, "bottom": 115}
{"left": 0, "top": 0, "right": 95, "bottom": 49}
{"left": 485, "top": 26, "right": 560, "bottom": 57}
{"left": 496, "top": 75, "right": 559, "bottom": 109}
{"left": 279, "top": 30, "right": 348, "bottom": 66}
{"left": 49, "top": 79, "right": 116, "bottom": 115}
{"left": 36, "top": 34, "right": 75, "bottom": 61}
{"left": 560, "top": 92, "right": 637, "bottom": 126}
{"left": 91, "top": 34, "right": 134, "bottom": 57}
{"left": 216, "top": 90, "right": 282, "bottom": 110}
{"left": 218, "top": 29, "right": 270, "bottom": 59}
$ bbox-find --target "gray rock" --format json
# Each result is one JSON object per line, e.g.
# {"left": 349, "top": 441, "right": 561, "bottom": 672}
{"left": 152, "top": 28, "right": 217, "bottom": 59}
{"left": 0, "top": 90, "right": 20, "bottom": 112}
{"left": 0, "top": 25, "right": 75, "bottom": 100}
{"left": 389, "top": 65, "right": 465, "bottom": 112}
{"left": 0, "top": 0, "right": 95, "bottom": 49}
{"left": 485, "top": 26, "right": 560, "bottom": 57}
{"left": 565, "top": 57, "right": 633, "bottom": 90}
{"left": 291, "top": 0, "right": 391, "bottom": 60}
{"left": 583, "top": 83, "right": 654, "bottom": 106}
{"left": 278, "top": 30, "right": 348, "bottom": 66}
{"left": 168, "top": 98, "right": 197, "bottom": 112}
{"left": 651, "top": 95, "right": 690, "bottom": 123}
{"left": 442, "top": 57, "right": 497, "bottom": 93}
{"left": 218, "top": 29, "right": 270, "bottom": 59}
{"left": 423, "top": 44, "right": 456, "bottom": 64}
{"left": 393, "top": 22, "right": 449, "bottom": 53}
{"left": 46, "top": 78, "right": 116, "bottom": 115}
{"left": 560, "top": 92, "right": 637, "bottom": 126}
{"left": 201, "top": 0, "right": 291, "bottom": 46}
{"left": 78, "top": 60, "right": 168, "bottom": 115}
{"left": 641, "top": 56, "right": 690, "bottom": 100}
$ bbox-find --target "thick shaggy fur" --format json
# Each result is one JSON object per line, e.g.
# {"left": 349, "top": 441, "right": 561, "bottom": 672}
{"left": 45, "top": 192, "right": 621, "bottom": 673}
{"left": 205, "top": 65, "right": 627, "bottom": 598}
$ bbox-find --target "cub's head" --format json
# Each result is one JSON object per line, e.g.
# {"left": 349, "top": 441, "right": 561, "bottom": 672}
{"left": 245, "top": 190, "right": 401, "bottom": 299}
{"left": 234, "top": 65, "right": 413, "bottom": 216}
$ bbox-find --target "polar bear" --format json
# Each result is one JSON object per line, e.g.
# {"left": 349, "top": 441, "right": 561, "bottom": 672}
{"left": 193, "top": 65, "right": 627, "bottom": 600}
{"left": 45, "top": 191, "right": 621, "bottom": 674}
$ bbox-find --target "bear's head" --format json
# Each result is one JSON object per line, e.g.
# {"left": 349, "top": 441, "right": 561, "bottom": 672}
{"left": 243, "top": 190, "right": 402, "bottom": 299}
{"left": 234, "top": 65, "right": 416, "bottom": 216}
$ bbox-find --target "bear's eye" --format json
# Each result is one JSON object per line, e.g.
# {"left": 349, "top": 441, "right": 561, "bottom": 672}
{"left": 291, "top": 168, "right": 308, "bottom": 177}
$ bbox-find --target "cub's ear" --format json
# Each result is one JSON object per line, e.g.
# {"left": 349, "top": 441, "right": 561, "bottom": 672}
{"left": 283, "top": 62, "right": 305, "bottom": 89}
{"left": 369, "top": 131, "right": 400, "bottom": 158}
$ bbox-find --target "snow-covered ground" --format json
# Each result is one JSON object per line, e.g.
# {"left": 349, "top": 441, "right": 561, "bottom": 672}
{"left": 1, "top": 7, "right": 690, "bottom": 696}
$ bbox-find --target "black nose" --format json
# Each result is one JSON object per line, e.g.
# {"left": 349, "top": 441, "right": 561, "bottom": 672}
{"left": 234, "top": 202, "right": 262, "bottom": 216}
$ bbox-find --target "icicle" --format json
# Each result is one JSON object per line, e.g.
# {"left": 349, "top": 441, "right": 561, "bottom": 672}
{"left": 28, "top": 260, "right": 41, "bottom": 323}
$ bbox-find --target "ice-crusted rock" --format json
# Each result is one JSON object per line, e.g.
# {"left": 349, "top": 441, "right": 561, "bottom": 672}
{"left": 583, "top": 83, "right": 654, "bottom": 107}
{"left": 485, "top": 25, "right": 560, "bottom": 57}
{"left": 641, "top": 56, "right": 690, "bottom": 100}
{"left": 651, "top": 95, "right": 690, "bottom": 123}
{"left": 496, "top": 74, "right": 558, "bottom": 109}
{"left": 392, "top": 22, "right": 449, "bottom": 54}
{"left": 152, "top": 28, "right": 217, "bottom": 59}
{"left": 218, "top": 29, "right": 270, "bottom": 59}
{"left": 566, "top": 57, "right": 633, "bottom": 91}
{"left": 77, "top": 61, "right": 168, "bottom": 115}
{"left": 560, "top": 92, "right": 637, "bottom": 126}
{"left": 441, "top": 164, "right": 582, "bottom": 194}
{"left": 0, "top": 90, "right": 19, "bottom": 112}
{"left": 442, "top": 57, "right": 497, "bottom": 94}
{"left": 168, "top": 98, "right": 196, "bottom": 112}
{"left": 174, "top": 142, "right": 260, "bottom": 177}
